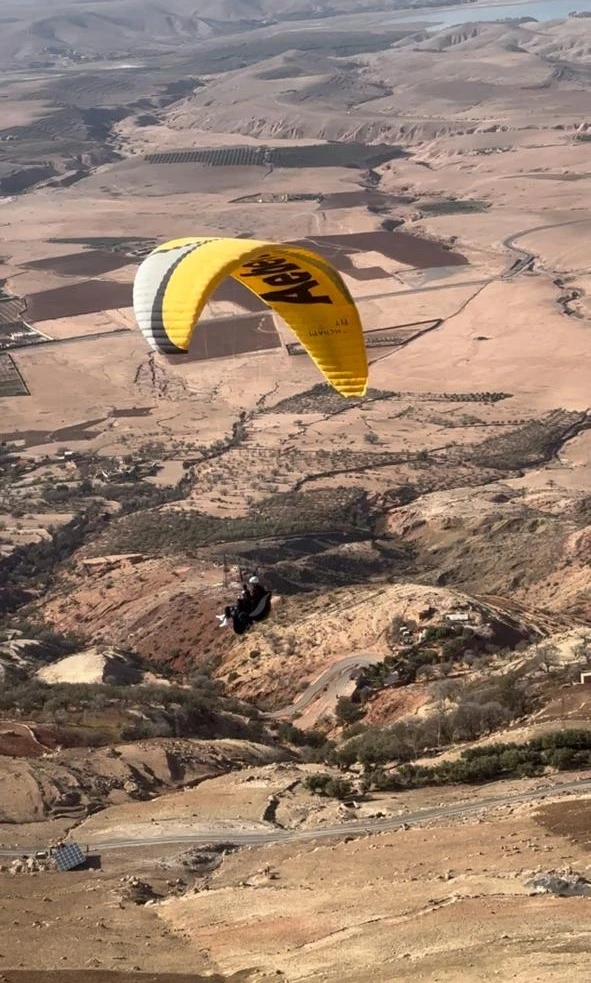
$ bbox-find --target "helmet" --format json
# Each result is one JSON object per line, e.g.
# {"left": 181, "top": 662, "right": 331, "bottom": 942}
{"left": 248, "top": 575, "right": 259, "bottom": 584}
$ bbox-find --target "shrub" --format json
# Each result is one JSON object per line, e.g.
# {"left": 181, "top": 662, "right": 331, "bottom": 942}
{"left": 304, "top": 773, "right": 354, "bottom": 800}
{"left": 277, "top": 722, "right": 328, "bottom": 748}
{"left": 93, "top": 486, "right": 377, "bottom": 557}
{"left": 335, "top": 696, "right": 364, "bottom": 726}
{"left": 377, "top": 729, "right": 591, "bottom": 791}
{"left": 548, "top": 747, "right": 577, "bottom": 770}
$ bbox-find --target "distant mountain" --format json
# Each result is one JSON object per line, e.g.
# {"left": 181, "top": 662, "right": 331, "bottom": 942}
{"left": 0, "top": 0, "right": 481, "bottom": 67}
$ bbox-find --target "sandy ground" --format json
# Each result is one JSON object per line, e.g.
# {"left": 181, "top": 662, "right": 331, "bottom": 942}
{"left": 0, "top": 861, "right": 204, "bottom": 974}
{"left": 153, "top": 781, "right": 591, "bottom": 983}
{"left": 4, "top": 767, "right": 591, "bottom": 981}
{"left": 35, "top": 646, "right": 162, "bottom": 685}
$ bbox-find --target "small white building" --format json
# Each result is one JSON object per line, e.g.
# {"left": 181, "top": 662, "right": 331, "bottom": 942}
{"left": 445, "top": 612, "right": 473, "bottom": 625}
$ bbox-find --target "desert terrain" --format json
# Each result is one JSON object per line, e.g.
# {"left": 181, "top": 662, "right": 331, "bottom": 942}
{"left": 1, "top": 0, "right": 591, "bottom": 981}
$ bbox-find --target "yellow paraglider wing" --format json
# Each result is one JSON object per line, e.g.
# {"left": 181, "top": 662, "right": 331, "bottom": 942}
{"left": 132, "top": 236, "right": 368, "bottom": 397}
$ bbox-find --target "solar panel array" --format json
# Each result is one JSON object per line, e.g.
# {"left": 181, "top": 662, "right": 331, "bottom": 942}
{"left": 145, "top": 146, "right": 269, "bottom": 167}
{"left": 54, "top": 842, "right": 86, "bottom": 871}
{"left": 145, "top": 143, "right": 405, "bottom": 170}
{"left": 0, "top": 354, "right": 29, "bottom": 396}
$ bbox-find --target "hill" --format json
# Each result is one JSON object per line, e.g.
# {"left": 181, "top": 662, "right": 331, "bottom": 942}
{"left": 0, "top": 737, "right": 290, "bottom": 825}
{"left": 35, "top": 645, "right": 167, "bottom": 685}
{"left": 0, "top": 0, "right": 487, "bottom": 68}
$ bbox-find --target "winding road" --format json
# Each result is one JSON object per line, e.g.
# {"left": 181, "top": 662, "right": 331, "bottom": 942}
{"left": 269, "top": 585, "right": 576, "bottom": 725}
{"left": 502, "top": 217, "right": 591, "bottom": 276}
{"left": 270, "top": 654, "right": 382, "bottom": 721}
{"left": 1, "top": 777, "right": 589, "bottom": 858}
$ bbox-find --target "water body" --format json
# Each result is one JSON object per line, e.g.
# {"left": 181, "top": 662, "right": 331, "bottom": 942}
{"left": 385, "top": 0, "right": 591, "bottom": 29}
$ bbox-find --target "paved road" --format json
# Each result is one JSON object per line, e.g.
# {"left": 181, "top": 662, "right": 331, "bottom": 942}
{"left": 269, "top": 582, "right": 588, "bottom": 725}
{"left": 503, "top": 217, "right": 591, "bottom": 255}
{"left": 7, "top": 218, "right": 560, "bottom": 358}
{"left": 270, "top": 654, "right": 382, "bottom": 720}
{"left": 502, "top": 217, "right": 591, "bottom": 272}
{"left": 5, "top": 279, "right": 490, "bottom": 356}
{"left": 2, "top": 778, "right": 589, "bottom": 858}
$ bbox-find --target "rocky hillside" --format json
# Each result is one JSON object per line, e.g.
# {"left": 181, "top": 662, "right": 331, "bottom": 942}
{"left": 0, "top": 737, "right": 290, "bottom": 824}
{"left": 32, "top": 475, "right": 590, "bottom": 683}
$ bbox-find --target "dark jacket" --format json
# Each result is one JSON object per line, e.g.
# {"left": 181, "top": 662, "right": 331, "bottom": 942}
{"left": 248, "top": 582, "right": 267, "bottom": 606}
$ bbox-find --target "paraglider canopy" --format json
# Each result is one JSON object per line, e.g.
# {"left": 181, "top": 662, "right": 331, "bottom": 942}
{"left": 132, "top": 236, "right": 368, "bottom": 398}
